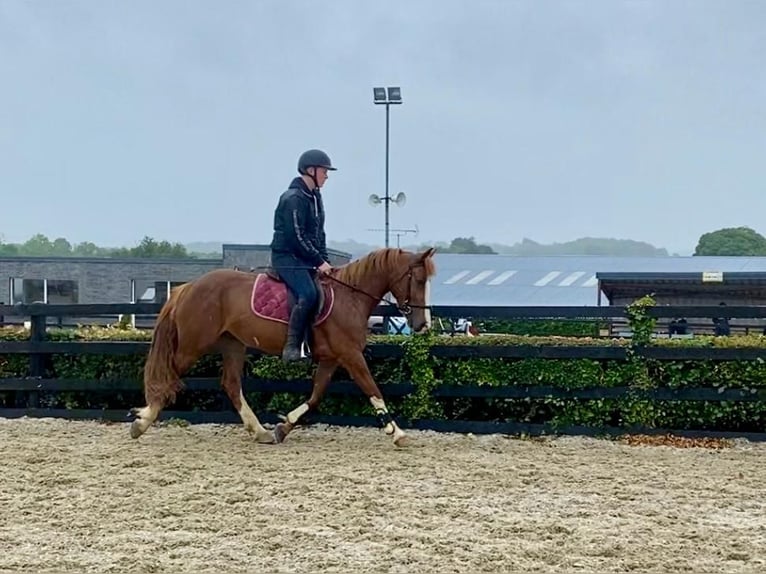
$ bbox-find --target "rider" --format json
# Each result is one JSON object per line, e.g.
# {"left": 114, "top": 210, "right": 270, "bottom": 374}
{"left": 270, "top": 149, "right": 336, "bottom": 362}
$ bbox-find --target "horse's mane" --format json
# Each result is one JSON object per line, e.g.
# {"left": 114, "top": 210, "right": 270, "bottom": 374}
{"left": 335, "top": 248, "right": 435, "bottom": 285}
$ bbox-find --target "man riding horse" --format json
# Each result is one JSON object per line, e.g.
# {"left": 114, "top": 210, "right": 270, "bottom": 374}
{"left": 269, "top": 149, "right": 336, "bottom": 362}
{"left": 130, "top": 146, "right": 436, "bottom": 447}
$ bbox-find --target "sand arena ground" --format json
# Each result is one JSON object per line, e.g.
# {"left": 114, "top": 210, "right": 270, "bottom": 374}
{"left": 1, "top": 417, "right": 764, "bottom": 573}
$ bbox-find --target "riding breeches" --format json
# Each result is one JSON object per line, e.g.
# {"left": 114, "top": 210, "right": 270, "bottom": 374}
{"left": 271, "top": 255, "right": 319, "bottom": 311}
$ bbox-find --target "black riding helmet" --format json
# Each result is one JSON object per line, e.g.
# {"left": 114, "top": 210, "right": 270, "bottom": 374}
{"left": 298, "top": 149, "right": 337, "bottom": 176}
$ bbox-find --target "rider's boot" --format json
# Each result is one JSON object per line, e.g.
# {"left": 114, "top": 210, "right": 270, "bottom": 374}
{"left": 282, "top": 301, "right": 312, "bottom": 363}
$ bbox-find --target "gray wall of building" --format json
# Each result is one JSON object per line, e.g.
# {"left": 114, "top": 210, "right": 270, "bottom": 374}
{"left": 0, "top": 257, "right": 221, "bottom": 304}
{"left": 0, "top": 244, "right": 353, "bottom": 306}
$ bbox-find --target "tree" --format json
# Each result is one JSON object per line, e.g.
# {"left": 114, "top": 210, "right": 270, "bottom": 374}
{"left": 0, "top": 233, "right": 192, "bottom": 258}
{"left": 694, "top": 227, "right": 766, "bottom": 256}
{"left": 22, "top": 234, "right": 54, "bottom": 256}
{"left": 111, "top": 236, "right": 190, "bottom": 258}
{"left": 73, "top": 242, "right": 105, "bottom": 257}
{"left": 492, "top": 237, "right": 669, "bottom": 256}
{"left": 441, "top": 237, "right": 496, "bottom": 254}
{"left": 51, "top": 237, "right": 73, "bottom": 256}
{"left": 0, "top": 238, "right": 19, "bottom": 256}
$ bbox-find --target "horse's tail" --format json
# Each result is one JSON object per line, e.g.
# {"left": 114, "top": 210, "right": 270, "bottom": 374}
{"left": 143, "top": 283, "right": 192, "bottom": 407}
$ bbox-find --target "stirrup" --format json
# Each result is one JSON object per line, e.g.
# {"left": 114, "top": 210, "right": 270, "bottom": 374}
{"left": 281, "top": 340, "right": 311, "bottom": 362}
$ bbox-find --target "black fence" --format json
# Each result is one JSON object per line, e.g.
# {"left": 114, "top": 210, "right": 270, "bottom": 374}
{"left": 1, "top": 302, "right": 766, "bottom": 441}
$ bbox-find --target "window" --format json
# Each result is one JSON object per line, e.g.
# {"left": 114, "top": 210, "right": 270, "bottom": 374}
{"left": 10, "top": 278, "right": 80, "bottom": 304}
{"left": 154, "top": 281, "right": 171, "bottom": 304}
{"left": 131, "top": 280, "right": 187, "bottom": 304}
{"left": 11, "top": 278, "right": 45, "bottom": 304}
{"left": 47, "top": 280, "right": 79, "bottom": 304}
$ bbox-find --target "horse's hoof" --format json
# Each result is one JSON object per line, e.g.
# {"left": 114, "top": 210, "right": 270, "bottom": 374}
{"left": 393, "top": 434, "right": 410, "bottom": 448}
{"left": 274, "top": 422, "right": 292, "bottom": 444}
{"left": 130, "top": 420, "right": 144, "bottom": 439}
{"left": 255, "top": 431, "right": 276, "bottom": 444}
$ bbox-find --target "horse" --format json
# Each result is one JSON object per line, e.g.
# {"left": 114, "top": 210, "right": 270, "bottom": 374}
{"left": 129, "top": 247, "right": 437, "bottom": 447}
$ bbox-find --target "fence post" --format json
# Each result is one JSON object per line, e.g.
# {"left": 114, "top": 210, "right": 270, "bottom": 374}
{"left": 28, "top": 313, "right": 47, "bottom": 408}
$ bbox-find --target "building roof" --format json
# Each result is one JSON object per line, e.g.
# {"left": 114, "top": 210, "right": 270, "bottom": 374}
{"left": 596, "top": 271, "right": 766, "bottom": 302}
{"left": 425, "top": 254, "right": 766, "bottom": 306}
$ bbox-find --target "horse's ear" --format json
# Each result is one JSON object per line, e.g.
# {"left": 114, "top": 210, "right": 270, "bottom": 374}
{"left": 419, "top": 247, "right": 436, "bottom": 260}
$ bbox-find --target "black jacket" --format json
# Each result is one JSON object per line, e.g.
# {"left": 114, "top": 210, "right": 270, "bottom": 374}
{"left": 270, "top": 177, "right": 328, "bottom": 267}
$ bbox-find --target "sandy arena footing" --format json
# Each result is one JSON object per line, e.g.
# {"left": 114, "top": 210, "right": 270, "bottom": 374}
{"left": 1, "top": 417, "right": 764, "bottom": 573}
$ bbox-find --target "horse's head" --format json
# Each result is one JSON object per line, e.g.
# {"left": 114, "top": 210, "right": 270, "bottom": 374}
{"left": 387, "top": 247, "right": 437, "bottom": 334}
{"left": 333, "top": 247, "right": 437, "bottom": 334}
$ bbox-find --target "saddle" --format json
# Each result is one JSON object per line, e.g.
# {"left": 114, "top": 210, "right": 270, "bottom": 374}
{"left": 250, "top": 269, "right": 334, "bottom": 327}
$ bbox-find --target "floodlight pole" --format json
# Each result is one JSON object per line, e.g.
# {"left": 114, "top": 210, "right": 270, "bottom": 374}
{"left": 385, "top": 103, "right": 390, "bottom": 248}
{"left": 374, "top": 86, "right": 402, "bottom": 249}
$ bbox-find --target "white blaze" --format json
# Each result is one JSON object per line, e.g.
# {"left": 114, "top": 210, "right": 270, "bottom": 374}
{"left": 424, "top": 278, "right": 432, "bottom": 328}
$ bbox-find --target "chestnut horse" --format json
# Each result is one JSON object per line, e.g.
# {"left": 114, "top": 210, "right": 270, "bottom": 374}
{"left": 129, "top": 247, "right": 436, "bottom": 446}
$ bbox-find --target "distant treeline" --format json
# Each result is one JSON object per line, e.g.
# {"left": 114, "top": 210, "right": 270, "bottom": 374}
{"left": 403, "top": 236, "right": 669, "bottom": 256}
{"left": 5, "top": 227, "right": 764, "bottom": 260}
{"left": 0, "top": 234, "right": 195, "bottom": 259}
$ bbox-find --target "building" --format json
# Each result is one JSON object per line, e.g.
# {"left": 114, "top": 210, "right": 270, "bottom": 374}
{"left": 0, "top": 244, "right": 352, "bottom": 308}
{"left": 431, "top": 253, "right": 766, "bottom": 335}
{"left": 5, "top": 249, "right": 766, "bottom": 332}
{"left": 431, "top": 253, "right": 766, "bottom": 307}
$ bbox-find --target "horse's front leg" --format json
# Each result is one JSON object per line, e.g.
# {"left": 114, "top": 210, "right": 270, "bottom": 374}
{"left": 340, "top": 351, "right": 408, "bottom": 447}
{"left": 274, "top": 360, "right": 338, "bottom": 443}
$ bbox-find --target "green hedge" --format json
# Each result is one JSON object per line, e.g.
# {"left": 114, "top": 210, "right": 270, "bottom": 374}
{"left": 2, "top": 303, "right": 766, "bottom": 434}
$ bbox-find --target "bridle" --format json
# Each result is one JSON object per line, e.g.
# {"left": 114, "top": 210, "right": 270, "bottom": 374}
{"left": 326, "top": 262, "right": 430, "bottom": 317}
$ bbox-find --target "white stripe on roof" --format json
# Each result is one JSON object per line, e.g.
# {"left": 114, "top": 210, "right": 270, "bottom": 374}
{"left": 443, "top": 271, "right": 471, "bottom": 284}
{"left": 487, "top": 270, "right": 517, "bottom": 285}
{"left": 558, "top": 271, "right": 586, "bottom": 286}
{"left": 582, "top": 275, "right": 598, "bottom": 287}
{"left": 534, "top": 271, "right": 562, "bottom": 286}
{"left": 466, "top": 270, "right": 495, "bottom": 285}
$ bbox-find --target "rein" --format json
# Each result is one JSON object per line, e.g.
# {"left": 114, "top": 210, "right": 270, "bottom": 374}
{"left": 251, "top": 262, "right": 430, "bottom": 317}
{"left": 326, "top": 264, "right": 430, "bottom": 317}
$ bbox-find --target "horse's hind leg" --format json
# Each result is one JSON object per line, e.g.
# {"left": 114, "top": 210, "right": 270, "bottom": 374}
{"left": 130, "top": 347, "right": 199, "bottom": 439}
{"left": 218, "top": 335, "right": 274, "bottom": 444}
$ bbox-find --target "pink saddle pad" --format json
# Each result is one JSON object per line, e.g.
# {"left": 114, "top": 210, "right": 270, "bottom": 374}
{"left": 250, "top": 273, "right": 334, "bottom": 325}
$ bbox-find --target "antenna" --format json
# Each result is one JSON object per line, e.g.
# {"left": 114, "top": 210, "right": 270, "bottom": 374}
{"left": 367, "top": 224, "right": 419, "bottom": 248}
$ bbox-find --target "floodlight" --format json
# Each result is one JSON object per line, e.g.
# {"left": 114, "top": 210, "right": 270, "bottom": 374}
{"left": 387, "top": 86, "right": 402, "bottom": 102}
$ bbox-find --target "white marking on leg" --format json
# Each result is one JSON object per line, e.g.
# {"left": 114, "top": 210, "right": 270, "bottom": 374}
{"left": 370, "top": 396, "right": 406, "bottom": 443}
{"left": 238, "top": 390, "right": 270, "bottom": 440}
{"left": 138, "top": 405, "right": 158, "bottom": 427}
{"left": 131, "top": 404, "right": 159, "bottom": 437}
{"left": 286, "top": 402, "right": 309, "bottom": 425}
{"left": 424, "top": 278, "right": 432, "bottom": 329}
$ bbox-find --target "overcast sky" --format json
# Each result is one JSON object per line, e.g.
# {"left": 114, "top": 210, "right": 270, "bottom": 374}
{"left": 1, "top": 0, "right": 764, "bottom": 255}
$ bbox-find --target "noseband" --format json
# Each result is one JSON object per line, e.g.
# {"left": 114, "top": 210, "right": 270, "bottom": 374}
{"left": 394, "top": 263, "right": 427, "bottom": 316}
